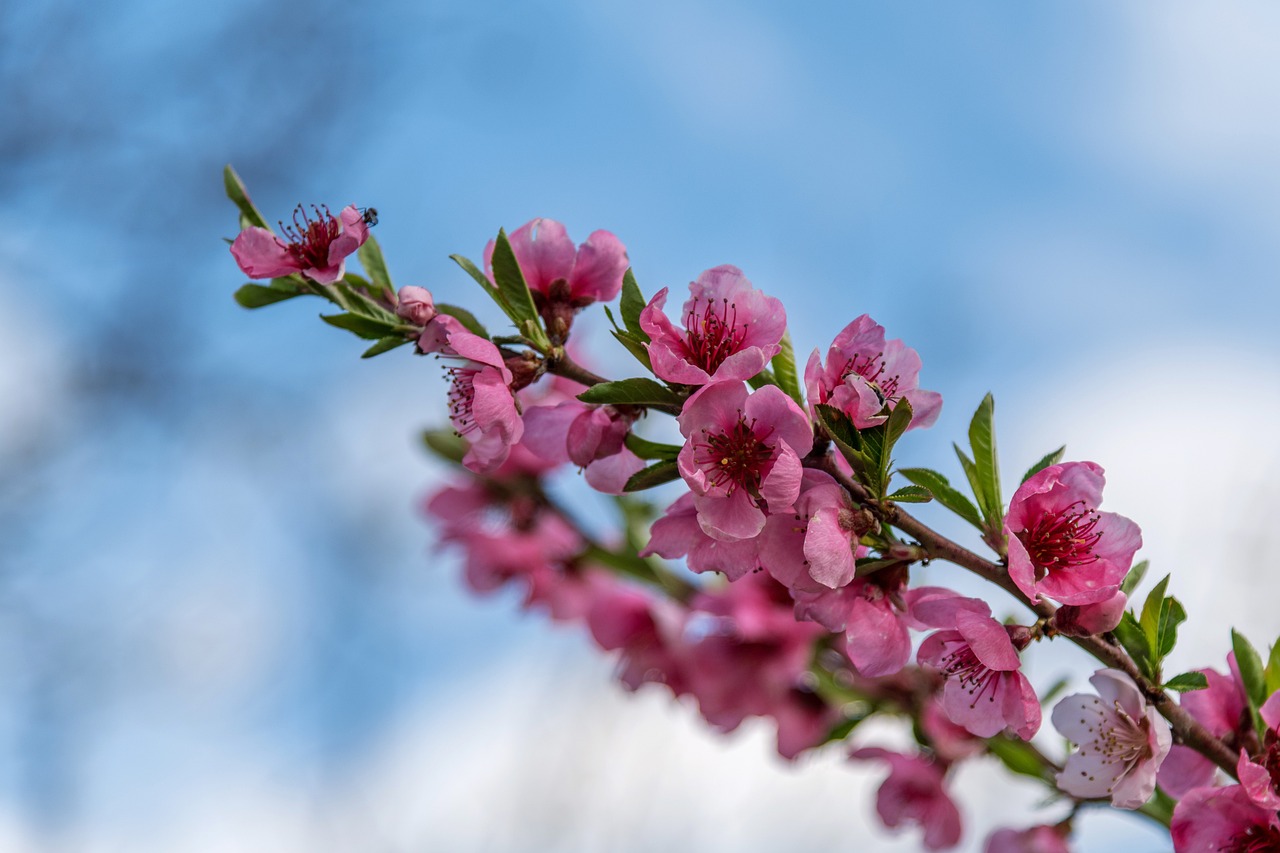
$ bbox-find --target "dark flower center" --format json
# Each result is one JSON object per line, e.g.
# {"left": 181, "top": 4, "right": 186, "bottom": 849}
{"left": 683, "top": 298, "right": 748, "bottom": 375}
{"left": 278, "top": 203, "right": 341, "bottom": 270}
{"left": 1019, "top": 500, "right": 1102, "bottom": 579}
{"left": 1229, "top": 823, "right": 1280, "bottom": 853}
{"left": 693, "top": 415, "right": 774, "bottom": 498}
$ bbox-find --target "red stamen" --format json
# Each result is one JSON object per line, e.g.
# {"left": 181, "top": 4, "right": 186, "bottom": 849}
{"left": 683, "top": 298, "right": 748, "bottom": 374}
{"left": 693, "top": 414, "right": 774, "bottom": 498}
{"left": 840, "top": 351, "right": 901, "bottom": 401}
{"left": 278, "top": 203, "right": 342, "bottom": 270}
{"left": 1020, "top": 500, "right": 1103, "bottom": 578}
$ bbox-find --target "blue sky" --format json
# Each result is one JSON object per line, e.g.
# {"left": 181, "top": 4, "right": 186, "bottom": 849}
{"left": 2, "top": 1, "right": 1279, "bottom": 850}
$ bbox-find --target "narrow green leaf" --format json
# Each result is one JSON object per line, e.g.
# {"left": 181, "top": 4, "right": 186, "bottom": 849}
{"left": 986, "top": 736, "right": 1049, "bottom": 780}
{"left": 1021, "top": 445, "right": 1066, "bottom": 485}
{"left": 953, "top": 443, "right": 990, "bottom": 518}
{"left": 421, "top": 428, "right": 466, "bottom": 464}
{"left": 820, "top": 711, "right": 871, "bottom": 746}
{"left": 223, "top": 165, "right": 270, "bottom": 230}
{"left": 967, "top": 393, "right": 1002, "bottom": 526}
{"left": 1157, "top": 596, "right": 1187, "bottom": 658}
{"left": 897, "top": 468, "right": 984, "bottom": 529}
{"left": 320, "top": 312, "right": 400, "bottom": 340}
{"left": 361, "top": 336, "right": 410, "bottom": 358}
{"left": 885, "top": 485, "right": 933, "bottom": 504}
{"left": 450, "top": 253, "right": 500, "bottom": 297}
{"left": 770, "top": 330, "right": 803, "bottom": 408}
{"left": 1114, "top": 611, "right": 1153, "bottom": 679}
{"left": 624, "top": 433, "right": 681, "bottom": 461}
{"left": 1265, "top": 641, "right": 1280, "bottom": 696}
{"left": 623, "top": 459, "right": 680, "bottom": 492}
{"left": 1120, "top": 559, "right": 1150, "bottom": 597}
{"left": 578, "top": 378, "right": 682, "bottom": 408}
{"left": 333, "top": 283, "right": 400, "bottom": 325}
{"left": 1233, "top": 629, "right": 1268, "bottom": 710}
{"left": 1164, "top": 672, "right": 1210, "bottom": 693}
{"left": 619, "top": 268, "right": 650, "bottom": 341}
{"left": 1041, "top": 677, "right": 1071, "bottom": 705}
{"left": 435, "top": 303, "right": 489, "bottom": 339}
{"left": 357, "top": 234, "right": 393, "bottom": 298}
{"left": 489, "top": 229, "right": 546, "bottom": 343}
{"left": 611, "top": 330, "right": 653, "bottom": 372}
{"left": 1139, "top": 575, "right": 1172, "bottom": 648}
{"left": 234, "top": 283, "right": 301, "bottom": 309}
{"left": 748, "top": 368, "right": 778, "bottom": 390}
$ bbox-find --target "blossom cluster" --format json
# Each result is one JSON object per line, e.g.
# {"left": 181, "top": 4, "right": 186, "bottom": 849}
{"left": 224, "top": 170, "right": 1280, "bottom": 853}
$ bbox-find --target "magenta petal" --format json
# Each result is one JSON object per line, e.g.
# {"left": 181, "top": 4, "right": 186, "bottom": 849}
{"left": 956, "top": 610, "right": 1020, "bottom": 671}
{"left": 1157, "top": 744, "right": 1217, "bottom": 799}
{"left": 694, "top": 489, "right": 765, "bottom": 541}
{"left": 521, "top": 402, "right": 582, "bottom": 463}
{"left": 1005, "top": 674, "right": 1041, "bottom": 739}
{"left": 568, "top": 229, "right": 628, "bottom": 302}
{"left": 1239, "top": 751, "right": 1280, "bottom": 810}
{"left": 230, "top": 228, "right": 299, "bottom": 279}
{"left": 1004, "top": 534, "right": 1039, "bottom": 602}
{"left": 804, "top": 506, "right": 857, "bottom": 588}
{"left": 507, "top": 218, "right": 575, "bottom": 295}
{"left": 642, "top": 494, "right": 701, "bottom": 559}
{"left": 468, "top": 369, "right": 522, "bottom": 444}
{"left": 744, "top": 384, "right": 813, "bottom": 458}
{"left": 1261, "top": 691, "right": 1280, "bottom": 731}
{"left": 760, "top": 443, "right": 803, "bottom": 512}
{"left": 845, "top": 596, "right": 910, "bottom": 677}
{"left": 584, "top": 448, "right": 645, "bottom": 495}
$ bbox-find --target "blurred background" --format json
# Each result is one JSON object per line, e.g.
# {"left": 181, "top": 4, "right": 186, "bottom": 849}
{"left": 3, "top": 1, "right": 1280, "bottom": 850}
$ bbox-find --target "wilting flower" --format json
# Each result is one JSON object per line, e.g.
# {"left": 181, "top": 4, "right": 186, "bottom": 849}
{"left": 1005, "top": 461, "right": 1142, "bottom": 605}
{"left": 851, "top": 748, "right": 963, "bottom": 850}
{"left": 641, "top": 265, "right": 787, "bottom": 385}
{"left": 1052, "top": 668, "right": 1171, "bottom": 809}
{"left": 676, "top": 381, "right": 812, "bottom": 541}
{"left": 985, "top": 824, "right": 1071, "bottom": 853}
{"left": 804, "top": 314, "right": 942, "bottom": 430}
{"left": 484, "top": 217, "right": 628, "bottom": 307}
{"left": 231, "top": 203, "right": 369, "bottom": 285}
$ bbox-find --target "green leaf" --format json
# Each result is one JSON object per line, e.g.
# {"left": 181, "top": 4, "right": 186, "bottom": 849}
{"left": 1265, "top": 641, "right": 1280, "bottom": 696}
{"left": 885, "top": 485, "right": 933, "bottom": 504}
{"left": 435, "top": 303, "right": 489, "bottom": 339}
{"left": 619, "top": 268, "right": 649, "bottom": 341}
{"left": 1233, "top": 629, "right": 1268, "bottom": 710}
{"left": 1114, "top": 611, "right": 1152, "bottom": 678}
{"left": 953, "top": 443, "right": 985, "bottom": 515}
{"left": 320, "top": 312, "right": 400, "bottom": 340}
{"left": 747, "top": 368, "right": 778, "bottom": 390}
{"left": 356, "top": 234, "right": 393, "bottom": 298}
{"left": 578, "top": 378, "right": 683, "bottom": 408}
{"left": 489, "top": 229, "right": 548, "bottom": 347}
{"left": 897, "top": 468, "right": 984, "bottom": 529}
{"left": 967, "top": 393, "right": 1002, "bottom": 525}
{"left": 1139, "top": 575, "right": 1172, "bottom": 649}
{"left": 814, "top": 403, "right": 865, "bottom": 472}
{"left": 624, "top": 433, "right": 681, "bottom": 461}
{"left": 234, "top": 282, "right": 302, "bottom": 309}
{"left": 450, "top": 253, "right": 500, "bottom": 298}
{"left": 1041, "top": 676, "right": 1071, "bottom": 705}
{"left": 223, "top": 165, "right": 270, "bottom": 230}
{"left": 986, "top": 736, "right": 1049, "bottom": 781}
{"left": 611, "top": 330, "right": 653, "bottom": 372}
{"left": 1021, "top": 445, "right": 1066, "bottom": 485}
{"left": 1156, "top": 596, "right": 1187, "bottom": 658}
{"left": 623, "top": 459, "right": 680, "bottom": 492}
{"left": 421, "top": 428, "right": 466, "bottom": 464}
{"left": 770, "top": 330, "right": 803, "bottom": 408}
{"left": 1120, "top": 559, "right": 1149, "bottom": 597}
{"left": 361, "top": 336, "right": 410, "bottom": 358}
{"left": 1164, "top": 672, "right": 1210, "bottom": 693}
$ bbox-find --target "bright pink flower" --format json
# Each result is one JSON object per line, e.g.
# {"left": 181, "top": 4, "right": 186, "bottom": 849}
{"left": 1052, "top": 668, "right": 1171, "bottom": 809}
{"left": 642, "top": 492, "right": 763, "bottom": 580}
{"left": 757, "top": 469, "right": 868, "bottom": 591}
{"left": 395, "top": 285, "right": 437, "bottom": 325}
{"left": 522, "top": 399, "right": 645, "bottom": 494}
{"left": 916, "top": 600, "right": 1040, "bottom": 739}
{"left": 804, "top": 314, "right": 942, "bottom": 430}
{"left": 921, "top": 697, "right": 985, "bottom": 762}
{"left": 1172, "top": 785, "right": 1280, "bottom": 853}
{"left": 850, "top": 748, "right": 963, "bottom": 850}
{"left": 1051, "top": 589, "right": 1128, "bottom": 637}
{"left": 1159, "top": 658, "right": 1249, "bottom": 798}
{"left": 483, "top": 217, "right": 628, "bottom": 307}
{"left": 676, "top": 381, "right": 812, "bottom": 541}
{"left": 1005, "top": 462, "right": 1142, "bottom": 605}
{"left": 420, "top": 316, "right": 523, "bottom": 473}
{"left": 231, "top": 203, "right": 369, "bottom": 285}
{"left": 640, "top": 265, "right": 787, "bottom": 385}
{"left": 985, "top": 824, "right": 1071, "bottom": 853}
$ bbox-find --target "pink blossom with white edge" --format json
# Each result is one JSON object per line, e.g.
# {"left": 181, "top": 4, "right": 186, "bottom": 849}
{"left": 984, "top": 824, "right": 1071, "bottom": 853}
{"left": 483, "top": 217, "right": 628, "bottom": 306}
{"left": 1052, "top": 668, "right": 1171, "bottom": 809}
{"left": 676, "top": 381, "right": 812, "bottom": 541}
{"left": 1005, "top": 461, "right": 1142, "bottom": 605}
{"left": 640, "top": 265, "right": 787, "bottom": 385}
{"left": 804, "top": 313, "right": 942, "bottom": 430}
{"left": 850, "top": 748, "right": 963, "bottom": 851}
{"left": 231, "top": 203, "right": 369, "bottom": 285}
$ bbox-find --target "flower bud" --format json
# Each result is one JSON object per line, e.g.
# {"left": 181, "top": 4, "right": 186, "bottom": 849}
{"left": 396, "top": 286, "right": 437, "bottom": 325}
{"left": 1051, "top": 589, "right": 1127, "bottom": 637}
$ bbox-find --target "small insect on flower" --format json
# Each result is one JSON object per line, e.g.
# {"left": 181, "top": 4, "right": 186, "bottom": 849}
{"left": 360, "top": 207, "right": 379, "bottom": 227}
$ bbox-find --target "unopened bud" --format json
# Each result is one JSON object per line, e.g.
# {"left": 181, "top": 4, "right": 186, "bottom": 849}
{"left": 1051, "top": 589, "right": 1127, "bottom": 637}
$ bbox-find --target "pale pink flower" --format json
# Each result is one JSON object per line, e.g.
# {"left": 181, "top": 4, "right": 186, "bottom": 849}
{"left": 915, "top": 599, "right": 1041, "bottom": 739}
{"left": 1172, "top": 785, "right": 1280, "bottom": 853}
{"left": 483, "top": 217, "right": 628, "bottom": 307}
{"left": 850, "top": 748, "right": 963, "bottom": 850}
{"left": 804, "top": 314, "right": 942, "bottom": 430}
{"left": 640, "top": 265, "right": 786, "bottom": 385}
{"left": 1005, "top": 462, "right": 1142, "bottom": 605}
{"left": 642, "top": 492, "right": 763, "bottom": 580}
{"left": 985, "top": 824, "right": 1071, "bottom": 853}
{"left": 676, "top": 381, "right": 812, "bottom": 541}
{"left": 395, "top": 285, "right": 437, "bottom": 325}
{"left": 231, "top": 203, "right": 369, "bottom": 285}
{"left": 1052, "top": 668, "right": 1171, "bottom": 809}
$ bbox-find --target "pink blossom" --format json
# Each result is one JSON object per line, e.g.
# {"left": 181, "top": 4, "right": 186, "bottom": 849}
{"left": 642, "top": 492, "right": 763, "bottom": 580}
{"left": 772, "top": 687, "right": 841, "bottom": 760}
{"left": 231, "top": 203, "right": 369, "bottom": 285}
{"left": 804, "top": 314, "right": 942, "bottom": 430}
{"left": 676, "top": 381, "right": 812, "bottom": 541}
{"left": 1005, "top": 462, "right": 1142, "bottom": 605}
{"left": 1051, "top": 589, "right": 1128, "bottom": 637}
{"left": 921, "top": 697, "right": 985, "bottom": 762}
{"left": 522, "top": 399, "right": 645, "bottom": 494}
{"left": 850, "top": 748, "right": 963, "bottom": 850}
{"left": 419, "top": 316, "right": 523, "bottom": 473}
{"left": 1052, "top": 668, "right": 1171, "bottom": 809}
{"left": 483, "top": 217, "right": 628, "bottom": 306}
{"left": 985, "top": 824, "right": 1071, "bottom": 853}
{"left": 1172, "top": 785, "right": 1280, "bottom": 852}
{"left": 1158, "top": 657, "right": 1249, "bottom": 798}
{"left": 395, "top": 285, "right": 436, "bottom": 325}
{"left": 916, "top": 599, "right": 1041, "bottom": 739}
{"left": 640, "top": 265, "right": 787, "bottom": 385}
